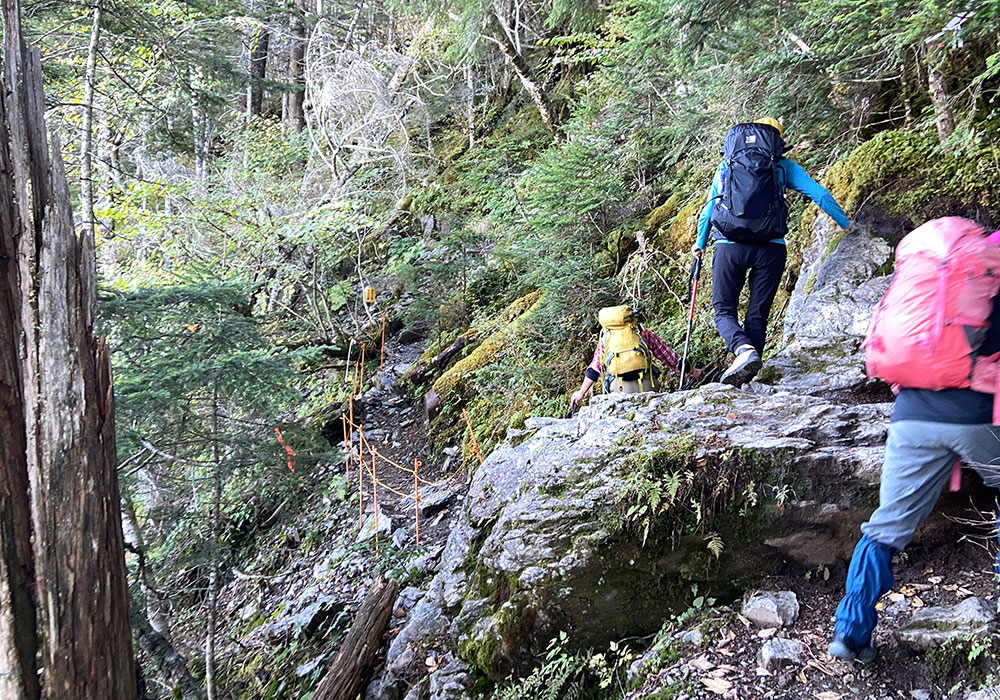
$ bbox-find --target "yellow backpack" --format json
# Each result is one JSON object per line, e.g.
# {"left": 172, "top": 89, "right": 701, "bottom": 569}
{"left": 598, "top": 305, "right": 652, "bottom": 382}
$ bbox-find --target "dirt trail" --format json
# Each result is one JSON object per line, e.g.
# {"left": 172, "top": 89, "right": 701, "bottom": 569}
{"left": 347, "top": 336, "right": 466, "bottom": 549}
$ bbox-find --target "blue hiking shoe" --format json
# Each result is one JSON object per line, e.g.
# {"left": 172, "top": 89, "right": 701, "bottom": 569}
{"left": 828, "top": 631, "right": 877, "bottom": 663}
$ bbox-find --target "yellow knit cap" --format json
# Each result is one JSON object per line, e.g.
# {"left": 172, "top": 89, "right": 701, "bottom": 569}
{"left": 754, "top": 117, "right": 784, "bottom": 138}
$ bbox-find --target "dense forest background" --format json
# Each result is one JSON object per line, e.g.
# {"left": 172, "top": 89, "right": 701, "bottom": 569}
{"left": 18, "top": 0, "right": 1000, "bottom": 697}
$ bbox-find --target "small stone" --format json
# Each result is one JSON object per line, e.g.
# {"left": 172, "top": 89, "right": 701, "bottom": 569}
{"left": 967, "top": 688, "right": 1000, "bottom": 700}
{"left": 757, "top": 638, "right": 807, "bottom": 672}
{"left": 742, "top": 591, "right": 800, "bottom": 629}
{"left": 910, "top": 690, "right": 931, "bottom": 700}
{"left": 428, "top": 655, "right": 473, "bottom": 700}
{"left": 627, "top": 649, "right": 658, "bottom": 683}
{"left": 894, "top": 597, "right": 998, "bottom": 651}
{"left": 673, "top": 629, "right": 704, "bottom": 646}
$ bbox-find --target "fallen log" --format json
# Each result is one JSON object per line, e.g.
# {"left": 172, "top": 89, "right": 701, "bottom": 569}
{"left": 312, "top": 577, "right": 399, "bottom": 700}
{"left": 407, "top": 333, "right": 474, "bottom": 386}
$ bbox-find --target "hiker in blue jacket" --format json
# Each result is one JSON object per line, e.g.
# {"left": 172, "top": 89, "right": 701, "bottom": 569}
{"left": 694, "top": 118, "right": 851, "bottom": 386}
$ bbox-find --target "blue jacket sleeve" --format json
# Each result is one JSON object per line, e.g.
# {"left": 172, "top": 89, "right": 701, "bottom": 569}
{"left": 781, "top": 159, "right": 851, "bottom": 229}
{"left": 695, "top": 162, "right": 725, "bottom": 249}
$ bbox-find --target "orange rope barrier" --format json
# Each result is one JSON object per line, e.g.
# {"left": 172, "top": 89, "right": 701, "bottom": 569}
{"left": 358, "top": 424, "right": 365, "bottom": 529}
{"left": 342, "top": 413, "right": 350, "bottom": 480}
{"left": 462, "top": 409, "right": 484, "bottom": 465}
{"left": 380, "top": 313, "right": 386, "bottom": 369}
{"left": 414, "top": 459, "right": 421, "bottom": 545}
{"left": 359, "top": 344, "right": 367, "bottom": 391}
{"left": 372, "top": 451, "right": 380, "bottom": 551}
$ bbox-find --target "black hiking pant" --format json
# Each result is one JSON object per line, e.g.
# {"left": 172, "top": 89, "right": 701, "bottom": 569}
{"left": 711, "top": 241, "right": 787, "bottom": 356}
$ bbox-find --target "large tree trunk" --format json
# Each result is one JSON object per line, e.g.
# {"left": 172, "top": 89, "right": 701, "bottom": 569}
{"left": 287, "top": 0, "right": 306, "bottom": 132}
{"left": 1, "top": 1, "right": 137, "bottom": 697}
{"left": 312, "top": 577, "right": 398, "bottom": 700}
{"left": 246, "top": 23, "right": 270, "bottom": 117}
{"left": 0, "top": 35, "right": 39, "bottom": 700}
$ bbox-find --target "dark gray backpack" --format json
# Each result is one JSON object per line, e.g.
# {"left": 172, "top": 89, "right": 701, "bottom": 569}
{"left": 709, "top": 123, "right": 788, "bottom": 243}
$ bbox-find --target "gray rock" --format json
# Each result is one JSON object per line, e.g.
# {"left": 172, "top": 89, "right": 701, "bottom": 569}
{"left": 627, "top": 648, "right": 659, "bottom": 683}
{"left": 410, "top": 545, "right": 444, "bottom": 571}
{"left": 264, "top": 595, "right": 343, "bottom": 640}
{"left": 911, "top": 690, "right": 931, "bottom": 700}
{"left": 397, "top": 485, "right": 457, "bottom": 518}
{"left": 398, "top": 586, "right": 426, "bottom": 612}
{"left": 673, "top": 629, "right": 704, "bottom": 646}
{"left": 383, "top": 384, "right": 890, "bottom": 679}
{"left": 363, "top": 679, "right": 395, "bottom": 700}
{"left": 403, "top": 686, "right": 426, "bottom": 700}
{"left": 428, "top": 656, "right": 473, "bottom": 700}
{"left": 967, "top": 688, "right": 1000, "bottom": 700}
{"left": 357, "top": 507, "right": 393, "bottom": 543}
{"left": 767, "top": 228, "right": 893, "bottom": 399}
{"left": 757, "top": 638, "right": 808, "bottom": 672}
{"left": 742, "top": 591, "right": 800, "bottom": 629}
{"left": 894, "top": 597, "right": 998, "bottom": 651}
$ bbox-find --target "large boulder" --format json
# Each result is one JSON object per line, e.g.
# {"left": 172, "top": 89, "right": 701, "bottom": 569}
{"left": 377, "top": 386, "right": 890, "bottom": 694}
{"left": 765, "top": 227, "right": 893, "bottom": 400}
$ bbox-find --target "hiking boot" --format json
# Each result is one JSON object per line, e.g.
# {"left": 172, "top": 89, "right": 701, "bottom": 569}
{"left": 720, "top": 345, "right": 762, "bottom": 387}
{"left": 828, "top": 631, "right": 877, "bottom": 663}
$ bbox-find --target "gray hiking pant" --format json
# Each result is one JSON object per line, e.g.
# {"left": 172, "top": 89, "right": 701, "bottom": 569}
{"left": 862, "top": 420, "right": 1000, "bottom": 552}
{"left": 606, "top": 374, "right": 658, "bottom": 394}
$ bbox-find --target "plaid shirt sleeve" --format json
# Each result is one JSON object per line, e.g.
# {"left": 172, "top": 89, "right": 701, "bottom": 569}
{"left": 642, "top": 328, "right": 681, "bottom": 373}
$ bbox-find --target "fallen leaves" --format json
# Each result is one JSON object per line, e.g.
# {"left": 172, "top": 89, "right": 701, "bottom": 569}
{"left": 700, "top": 676, "right": 732, "bottom": 694}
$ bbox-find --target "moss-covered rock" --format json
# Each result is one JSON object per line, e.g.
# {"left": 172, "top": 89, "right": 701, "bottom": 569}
{"left": 645, "top": 193, "right": 683, "bottom": 236}
{"left": 430, "top": 290, "right": 544, "bottom": 400}
{"left": 381, "top": 386, "right": 891, "bottom": 685}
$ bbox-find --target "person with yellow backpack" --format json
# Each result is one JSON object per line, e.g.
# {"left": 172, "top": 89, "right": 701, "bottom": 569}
{"left": 570, "top": 305, "right": 701, "bottom": 409}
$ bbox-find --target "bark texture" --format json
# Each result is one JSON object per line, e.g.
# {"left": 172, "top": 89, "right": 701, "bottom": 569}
{"left": 312, "top": 577, "right": 398, "bottom": 700}
{"left": 247, "top": 23, "right": 271, "bottom": 116}
{"left": 925, "top": 44, "right": 955, "bottom": 145}
{"left": 287, "top": 0, "right": 306, "bottom": 132}
{"left": 0, "top": 1, "right": 137, "bottom": 697}
{"left": 488, "top": 14, "right": 560, "bottom": 140}
{"left": 0, "top": 36, "right": 38, "bottom": 700}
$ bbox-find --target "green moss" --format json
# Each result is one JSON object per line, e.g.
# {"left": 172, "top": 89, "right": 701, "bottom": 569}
{"left": 754, "top": 365, "right": 781, "bottom": 385}
{"left": 431, "top": 290, "right": 544, "bottom": 398}
{"left": 645, "top": 193, "right": 682, "bottom": 235}
{"left": 655, "top": 197, "right": 703, "bottom": 255}
{"left": 795, "top": 130, "right": 1000, "bottom": 268}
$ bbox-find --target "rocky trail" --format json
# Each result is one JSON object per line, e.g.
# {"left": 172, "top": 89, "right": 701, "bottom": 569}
{"left": 362, "top": 224, "right": 1000, "bottom": 700}
{"left": 212, "top": 225, "right": 1000, "bottom": 700}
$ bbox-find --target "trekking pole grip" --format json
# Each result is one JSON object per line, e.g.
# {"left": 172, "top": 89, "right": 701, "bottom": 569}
{"left": 691, "top": 257, "right": 702, "bottom": 281}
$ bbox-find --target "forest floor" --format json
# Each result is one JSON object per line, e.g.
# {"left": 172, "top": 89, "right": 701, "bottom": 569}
{"left": 627, "top": 487, "right": 1000, "bottom": 700}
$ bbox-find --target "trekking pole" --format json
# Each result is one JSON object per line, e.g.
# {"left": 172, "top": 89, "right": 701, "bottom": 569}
{"left": 678, "top": 256, "right": 702, "bottom": 390}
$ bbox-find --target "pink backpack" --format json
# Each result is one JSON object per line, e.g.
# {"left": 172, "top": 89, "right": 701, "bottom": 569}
{"left": 864, "top": 217, "right": 1000, "bottom": 423}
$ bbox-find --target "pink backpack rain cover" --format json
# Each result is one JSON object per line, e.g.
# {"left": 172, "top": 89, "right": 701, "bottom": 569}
{"left": 864, "top": 217, "right": 1000, "bottom": 410}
